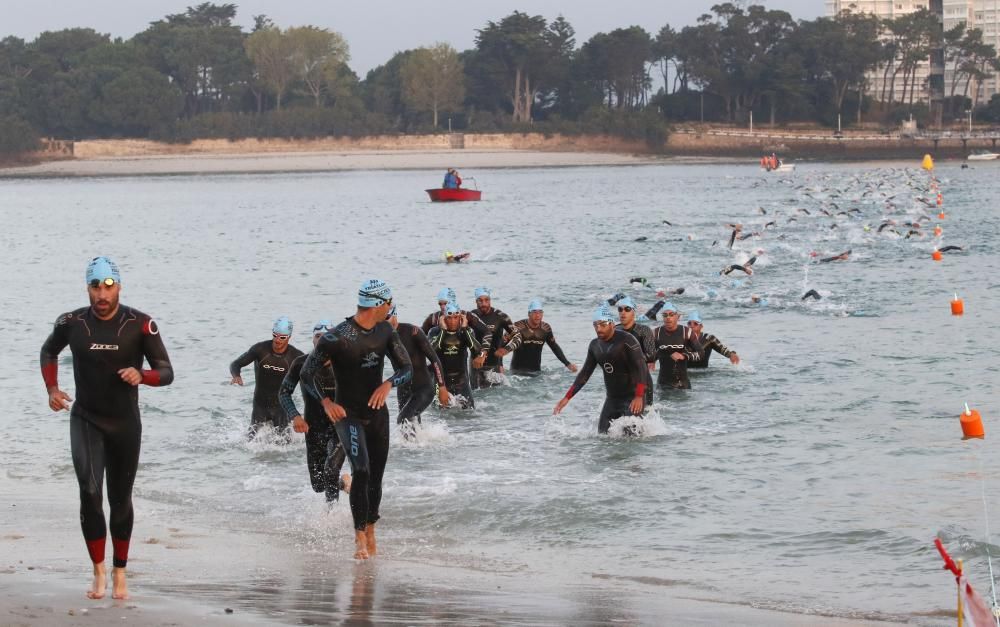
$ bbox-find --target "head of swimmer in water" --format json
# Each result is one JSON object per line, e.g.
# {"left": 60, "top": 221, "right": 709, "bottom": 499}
{"left": 86, "top": 256, "right": 122, "bottom": 320}
{"left": 616, "top": 297, "right": 637, "bottom": 328}
{"left": 661, "top": 307, "right": 680, "bottom": 331}
{"left": 686, "top": 318, "right": 702, "bottom": 337}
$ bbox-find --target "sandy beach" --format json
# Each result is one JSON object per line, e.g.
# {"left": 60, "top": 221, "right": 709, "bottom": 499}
{"left": 0, "top": 148, "right": 683, "bottom": 178}
{"left": 1, "top": 479, "right": 893, "bottom": 626}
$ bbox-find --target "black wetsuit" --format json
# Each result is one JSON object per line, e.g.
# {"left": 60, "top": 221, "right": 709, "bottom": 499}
{"left": 421, "top": 310, "right": 447, "bottom": 334}
{"left": 428, "top": 326, "right": 481, "bottom": 408}
{"left": 40, "top": 305, "right": 173, "bottom": 568}
{"left": 509, "top": 320, "right": 571, "bottom": 374}
{"left": 390, "top": 323, "right": 446, "bottom": 426}
{"left": 653, "top": 325, "right": 702, "bottom": 389}
{"left": 688, "top": 332, "right": 735, "bottom": 369}
{"left": 299, "top": 317, "right": 412, "bottom": 531}
{"left": 278, "top": 356, "right": 346, "bottom": 500}
{"left": 230, "top": 340, "right": 304, "bottom": 435}
{"left": 563, "top": 330, "right": 646, "bottom": 434}
{"left": 467, "top": 307, "right": 517, "bottom": 388}
{"left": 616, "top": 322, "right": 656, "bottom": 405}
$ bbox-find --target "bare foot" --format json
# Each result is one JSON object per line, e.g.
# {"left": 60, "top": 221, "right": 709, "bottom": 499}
{"left": 341, "top": 473, "right": 352, "bottom": 494}
{"left": 365, "top": 524, "right": 377, "bottom": 556}
{"left": 111, "top": 567, "right": 129, "bottom": 600}
{"left": 86, "top": 563, "right": 106, "bottom": 599}
{"left": 353, "top": 530, "right": 370, "bottom": 560}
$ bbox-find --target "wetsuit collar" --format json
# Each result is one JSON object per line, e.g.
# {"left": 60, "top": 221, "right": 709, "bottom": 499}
{"left": 90, "top": 303, "right": 122, "bottom": 322}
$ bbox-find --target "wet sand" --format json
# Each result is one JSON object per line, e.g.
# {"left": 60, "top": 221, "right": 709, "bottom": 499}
{"left": 1, "top": 479, "right": 900, "bottom": 626}
{"left": 0, "top": 149, "right": 689, "bottom": 178}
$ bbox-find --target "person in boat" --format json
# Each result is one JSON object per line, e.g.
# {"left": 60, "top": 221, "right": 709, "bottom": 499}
{"left": 442, "top": 168, "right": 462, "bottom": 189}
{"left": 509, "top": 300, "right": 578, "bottom": 375}
{"left": 685, "top": 311, "right": 739, "bottom": 369}
{"left": 552, "top": 305, "right": 646, "bottom": 434}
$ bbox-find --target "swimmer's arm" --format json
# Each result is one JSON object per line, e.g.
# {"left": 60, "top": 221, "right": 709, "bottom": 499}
{"left": 545, "top": 333, "right": 571, "bottom": 367}
{"left": 299, "top": 338, "right": 335, "bottom": 401}
{"left": 229, "top": 344, "right": 259, "bottom": 378}
{"left": 415, "top": 328, "right": 447, "bottom": 387}
{"left": 467, "top": 314, "right": 492, "bottom": 353}
{"left": 140, "top": 319, "right": 173, "bottom": 386}
{"left": 644, "top": 300, "right": 665, "bottom": 320}
{"left": 564, "top": 351, "right": 597, "bottom": 399}
{"left": 640, "top": 328, "right": 657, "bottom": 363}
{"left": 385, "top": 331, "right": 412, "bottom": 387}
{"left": 499, "top": 315, "right": 521, "bottom": 352}
{"left": 278, "top": 358, "right": 303, "bottom": 422}
{"left": 684, "top": 333, "right": 703, "bottom": 363}
{"left": 40, "top": 317, "right": 70, "bottom": 392}
{"left": 462, "top": 328, "right": 483, "bottom": 355}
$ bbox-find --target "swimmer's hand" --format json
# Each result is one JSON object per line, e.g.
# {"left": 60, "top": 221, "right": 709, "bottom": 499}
{"left": 566, "top": 363, "right": 578, "bottom": 373}
{"left": 322, "top": 398, "right": 347, "bottom": 422}
{"left": 630, "top": 396, "right": 644, "bottom": 415}
{"left": 553, "top": 397, "right": 570, "bottom": 415}
{"left": 494, "top": 348, "right": 508, "bottom": 358}
{"left": 118, "top": 367, "right": 142, "bottom": 386}
{"left": 670, "top": 352, "right": 685, "bottom": 362}
{"left": 48, "top": 388, "right": 73, "bottom": 412}
{"left": 368, "top": 381, "right": 393, "bottom": 410}
{"left": 648, "top": 362, "right": 656, "bottom": 372}
{"left": 471, "top": 354, "right": 487, "bottom": 369}
{"left": 292, "top": 415, "right": 309, "bottom": 433}
{"left": 230, "top": 375, "right": 244, "bottom": 386}
{"left": 730, "top": 354, "right": 740, "bottom": 365}
{"left": 438, "top": 387, "right": 451, "bottom": 406}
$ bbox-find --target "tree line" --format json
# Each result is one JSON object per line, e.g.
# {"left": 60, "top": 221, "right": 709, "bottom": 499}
{"left": 2, "top": 2, "right": 1000, "bottom": 155}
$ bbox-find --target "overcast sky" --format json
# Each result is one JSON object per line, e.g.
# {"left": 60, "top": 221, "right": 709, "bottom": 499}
{"left": 0, "top": 1, "right": 825, "bottom": 76}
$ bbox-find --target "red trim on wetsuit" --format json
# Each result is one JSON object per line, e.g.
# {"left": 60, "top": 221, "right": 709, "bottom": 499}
{"left": 564, "top": 384, "right": 580, "bottom": 400}
{"left": 112, "top": 537, "right": 130, "bottom": 568}
{"left": 141, "top": 369, "right": 161, "bottom": 386}
{"left": 86, "top": 537, "right": 106, "bottom": 564}
{"left": 635, "top": 383, "right": 646, "bottom": 399}
{"left": 41, "top": 363, "right": 58, "bottom": 388}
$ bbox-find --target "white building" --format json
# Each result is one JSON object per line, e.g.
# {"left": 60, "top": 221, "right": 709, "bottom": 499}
{"left": 826, "top": 0, "right": 932, "bottom": 103}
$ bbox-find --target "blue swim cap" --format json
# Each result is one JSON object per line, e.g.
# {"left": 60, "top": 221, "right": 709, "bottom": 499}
{"left": 660, "top": 302, "right": 678, "bottom": 314}
{"left": 358, "top": 279, "right": 392, "bottom": 307}
{"left": 474, "top": 287, "right": 491, "bottom": 299}
{"left": 312, "top": 319, "right": 332, "bottom": 335}
{"left": 437, "top": 287, "right": 452, "bottom": 302}
{"left": 445, "top": 302, "right": 461, "bottom": 315}
{"left": 617, "top": 296, "right": 636, "bottom": 309}
{"left": 273, "top": 316, "right": 293, "bottom": 335}
{"left": 528, "top": 299, "right": 543, "bottom": 312}
{"left": 86, "top": 256, "right": 121, "bottom": 285}
{"left": 593, "top": 304, "right": 616, "bottom": 323}
{"left": 686, "top": 310, "right": 702, "bottom": 324}
{"left": 706, "top": 288, "right": 718, "bottom": 298}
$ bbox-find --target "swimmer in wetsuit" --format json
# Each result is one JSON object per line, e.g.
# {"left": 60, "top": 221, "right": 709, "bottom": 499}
{"left": 819, "top": 249, "right": 851, "bottom": 263}
{"left": 684, "top": 310, "right": 739, "bottom": 369}
{"left": 468, "top": 287, "right": 520, "bottom": 389}
{"left": 428, "top": 302, "right": 482, "bottom": 408}
{"left": 421, "top": 287, "right": 455, "bottom": 333}
{"left": 278, "top": 320, "right": 350, "bottom": 503}
{"left": 230, "top": 316, "right": 304, "bottom": 439}
{"left": 509, "top": 300, "right": 578, "bottom": 375}
{"left": 653, "top": 302, "right": 702, "bottom": 389}
{"left": 444, "top": 251, "right": 471, "bottom": 263}
{"left": 721, "top": 256, "right": 757, "bottom": 276}
{"left": 40, "top": 256, "right": 174, "bottom": 601}
{"left": 299, "top": 279, "right": 412, "bottom": 560}
{"left": 802, "top": 289, "right": 822, "bottom": 301}
{"left": 553, "top": 304, "right": 646, "bottom": 434}
{"left": 386, "top": 305, "right": 449, "bottom": 437}
{"left": 615, "top": 296, "right": 655, "bottom": 405}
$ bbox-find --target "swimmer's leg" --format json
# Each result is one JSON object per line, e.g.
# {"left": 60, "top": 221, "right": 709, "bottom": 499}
{"left": 71, "top": 417, "right": 109, "bottom": 599}
{"left": 104, "top": 419, "right": 140, "bottom": 600}
{"left": 333, "top": 416, "right": 371, "bottom": 559}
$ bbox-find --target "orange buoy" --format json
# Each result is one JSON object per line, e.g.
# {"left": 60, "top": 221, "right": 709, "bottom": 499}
{"left": 934, "top": 225, "right": 942, "bottom": 237}
{"left": 937, "top": 194, "right": 943, "bottom": 206}
{"left": 938, "top": 211, "right": 946, "bottom": 219}
{"left": 961, "top": 403, "right": 984, "bottom": 439}
{"left": 951, "top": 293, "right": 964, "bottom": 315}
{"left": 932, "top": 249, "right": 943, "bottom": 261}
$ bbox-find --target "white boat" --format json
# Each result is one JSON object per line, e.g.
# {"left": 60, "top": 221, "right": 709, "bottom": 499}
{"left": 967, "top": 150, "right": 999, "bottom": 161}
{"left": 762, "top": 163, "right": 795, "bottom": 172}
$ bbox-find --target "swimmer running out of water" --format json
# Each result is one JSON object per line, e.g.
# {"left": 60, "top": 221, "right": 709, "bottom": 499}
{"left": 299, "top": 279, "right": 412, "bottom": 560}
{"left": 278, "top": 320, "right": 350, "bottom": 502}
{"left": 428, "top": 302, "right": 482, "bottom": 408}
{"left": 230, "top": 317, "right": 304, "bottom": 439}
{"left": 386, "top": 305, "right": 449, "bottom": 437}
{"left": 40, "top": 256, "right": 174, "bottom": 601}
{"left": 553, "top": 305, "right": 646, "bottom": 434}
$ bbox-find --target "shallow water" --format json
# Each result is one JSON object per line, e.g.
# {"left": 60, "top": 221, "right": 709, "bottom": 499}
{"left": 2, "top": 162, "right": 999, "bottom": 623}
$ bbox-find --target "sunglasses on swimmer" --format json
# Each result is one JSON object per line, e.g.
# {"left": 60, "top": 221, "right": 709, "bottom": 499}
{"left": 88, "top": 277, "right": 117, "bottom": 289}
{"left": 272, "top": 333, "right": 290, "bottom": 340}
